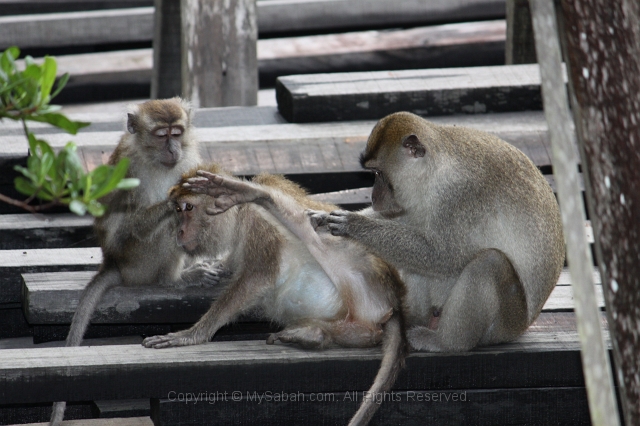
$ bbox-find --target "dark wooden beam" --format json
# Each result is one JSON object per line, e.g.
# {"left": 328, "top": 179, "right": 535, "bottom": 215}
{"left": 0, "top": 312, "right": 600, "bottom": 405}
{"left": 275, "top": 64, "right": 543, "bottom": 123}
{"left": 505, "top": 0, "right": 537, "bottom": 64}
{"left": 560, "top": 0, "right": 640, "bottom": 423}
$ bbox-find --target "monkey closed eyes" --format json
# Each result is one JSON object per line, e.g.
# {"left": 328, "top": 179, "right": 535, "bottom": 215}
{"left": 49, "top": 98, "right": 221, "bottom": 426}
{"left": 310, "top": 111, "right": 565, "bottom": 353}
{"left": 142, "top": 166, "right": 408, "bottom": 426}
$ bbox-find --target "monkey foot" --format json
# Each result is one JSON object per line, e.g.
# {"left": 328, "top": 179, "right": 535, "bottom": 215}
{"left": 142, "top": 330, "right": 205, "bottom": 349}
{"left": 406, "top": 326, "right": 446, "bottom": 352}
{"left": 266, "top": 326, "right": 326, "bottom": 349}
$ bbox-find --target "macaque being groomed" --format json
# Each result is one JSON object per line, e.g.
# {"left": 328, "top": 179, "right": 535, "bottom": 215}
{"left": 49, "top": 98, "right": 220, "bottom": 426}
{"left": 310, "top": 111, "right": 565, "bottom": 353}
{"left": 142, "top": 166, "right": 408, "bottom": 426}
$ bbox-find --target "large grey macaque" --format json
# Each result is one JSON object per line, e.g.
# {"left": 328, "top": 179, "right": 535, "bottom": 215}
{"left": 50, "top": 98, "right": 220, "bottom": 426}
{"left": 312, "top": 111, "right": 565, "bottom": 353}
{"left": 142, "top": 166, "right": 407, "bottom": 426}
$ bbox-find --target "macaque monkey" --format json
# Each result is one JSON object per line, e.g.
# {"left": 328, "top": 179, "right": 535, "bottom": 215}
{"left": 142, "top": 166, "right": 407, "bottom": 426}
{"left": 311, "top": 111, "right": 565, "bottom": 352}
{"left": 50, "top": 98, "right": 220, "bottom": 426}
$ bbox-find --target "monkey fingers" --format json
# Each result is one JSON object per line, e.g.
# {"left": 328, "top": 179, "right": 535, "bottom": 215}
{"left": 305, "top": 209, "right": 330, "bottom": 231}
{"left": 266, "top": 326, "right": 327, "bottom": 349}
{"left": 142, "top": 329, "right": 205, "bottom": 349}
{"left": 326, "top": 210, "right": 351, "bottom": 236}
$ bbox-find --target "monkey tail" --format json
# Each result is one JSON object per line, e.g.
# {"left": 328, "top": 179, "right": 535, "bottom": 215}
{"left": 49, "top": 267, "right": 121, "bottom": 426}
{"left": 348, "top": 311, "right": 407, "bottom": 426}
{"left": 49, "top": 401, "right": 65, "bottom": 426}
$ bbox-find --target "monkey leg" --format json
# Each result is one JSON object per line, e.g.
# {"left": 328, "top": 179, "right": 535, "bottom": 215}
{"left": 407, "top": 249, "right": 528, "bottom": 352}
{"left": 143, "top": 271, "right": 272, "bottom": 349}
{"left": 267, "top": 325, "right": 328, "bottom": 348}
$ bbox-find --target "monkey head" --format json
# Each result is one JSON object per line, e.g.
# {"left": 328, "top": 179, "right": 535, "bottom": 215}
{"left": 126, "top": 97, "right": 194, "bottom": 168}
{"left": 360, "top": 112, "right": 435, "bottom": 217}
{"left": 169, "top": 164, "right": 234, "bottom": 255}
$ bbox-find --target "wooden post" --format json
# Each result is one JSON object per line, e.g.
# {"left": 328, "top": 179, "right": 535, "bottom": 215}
{"left": 180, "top": 0, "right": 258, "bottom": 108}
{"left": 505, "top": 0, "right": 537, "bottom": 64}
{"left": 528, "top": 0, "right": 621, "bottom": 424}
{"left": 559, "top": 0, "right": 640, "bottom": 424}
{"left": 152, "top": 0, "right": 183, "bottom": 99}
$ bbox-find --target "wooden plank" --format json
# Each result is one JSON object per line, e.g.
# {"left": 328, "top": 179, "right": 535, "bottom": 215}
{"left": 0, "top": 1, "right": 152, "bottom": 16}
{"left": 93, "top": 400, "right": 150, "bottom": 419}
{"left": 255, "top": 0, "right": 506, "bottom": 35}
{"left": 0, "top": 248, "right": 100, "bottom": 304}
{"left": 18, "top": 418, "right": 153, "bottom": 426}
{"left": 0, "top": 8, "right": 154, "bottom": 50}
{"left": 151, "top": 387, "right": 589, "bottom": 426}
{"left": 275, "top": 64, "right": 544, "bottom": 122}
{"left": 180, "top": 0, "right": 258, "bottom": 107}
{"left": 22, "top": 265, "right": 602, "bottom": 326}
{"left": 8, "top": 20, "right": 506, "bottom": 103}
{"left": 22, "top": 271, "right": 225, "bottom": 325}
{"left": 0, "top": 0, "right": 505, "bottom": 50}
{"left": 151, "top": 0, "right": 181, "bottom": 99}
{"left": 0, "top": 311, "right": 603, "bottom": 405}
{"left": 259, "top": 20, "right": 506, "bottom": 85}
{"left": 0, "top": 402, "right": 94, "bottom": 425}
{"left": 0, "top": 213, "right": 94, "bottom": 250}
{"left": 505, "top": 0, "right": 537, "bottom": 64}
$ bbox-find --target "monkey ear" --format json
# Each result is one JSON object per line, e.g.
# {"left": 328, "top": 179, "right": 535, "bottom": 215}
{"left": 402, "top": 134, "right": 426, "bottom": 158}
{"left": 127, "top": 113, "right": 137, "bottom": 134}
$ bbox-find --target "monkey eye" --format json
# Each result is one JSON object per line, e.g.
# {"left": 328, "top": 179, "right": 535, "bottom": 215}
{"left": 185, "top": 203, "right": 194, "bottom": 211}
{"left": 175, "top": 204, "right": 182, "bottom": 212}
{"left": 170, "top": 127, "right": 183, "bottom": 136}
{"left": 154, "top": 128, "right": 168, "bottom": 137}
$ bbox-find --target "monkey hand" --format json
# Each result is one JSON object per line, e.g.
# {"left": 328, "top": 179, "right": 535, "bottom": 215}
{"left": 305, "top": 209, "right": 330, "bottom": 232}
{"left": 178, "top": 262, "right": 227, "bottom": 287}
{"left": 142, "top": 328, "right": 207, "bottom": 349}
{"left": 325, "top": 210, "right": 353, "bottom": 237}
{"left": 184, "top": 171, "right": 266, "bottom": 214}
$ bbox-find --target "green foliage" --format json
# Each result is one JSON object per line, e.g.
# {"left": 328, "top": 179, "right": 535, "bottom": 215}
{"left": 0, "top": 47, "right": 139, "bottom": 216}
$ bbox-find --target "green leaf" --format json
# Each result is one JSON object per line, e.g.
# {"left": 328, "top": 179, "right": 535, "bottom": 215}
{"left": 28, "top": 113, "right": 90, "bottom": 134}
{"left": 14, "top": 177, "right": 37, "bottom": 196}
{"left": 69, "top": 200, "right": 87, "bottom": 216}
{"left": 40, "top": 56, "right": 57, "bottom": 101}
{"left": 116, "top": 178, "right": 140, "bottom": 190}
{"left": 50, "top": 73, "right": 69, "bottom": 100}
{"left": 85, "top": 200, "right": 105, "bottom": 217}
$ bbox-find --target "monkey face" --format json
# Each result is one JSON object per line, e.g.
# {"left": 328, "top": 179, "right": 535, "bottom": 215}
{"left": 370, "top": 170, "right": 404, "bottom": 217}
{"left": 174, "top": 197, "right": 201, "bottom": 253}
{"left": 152, "top": 125, "right": 185, "bottom": 167}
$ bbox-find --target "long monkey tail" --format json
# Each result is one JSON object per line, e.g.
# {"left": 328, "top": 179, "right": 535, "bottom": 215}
{"left": 49, "top": 268, "right": 121, "bottom": 426}
{"left": 348, "top": 311, "right": 408, "bottom": 426}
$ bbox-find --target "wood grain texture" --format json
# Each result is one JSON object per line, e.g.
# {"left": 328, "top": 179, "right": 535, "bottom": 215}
{"left": 0, "top": 0, "right": 505, "bottom": 49}
{"left": 0, "top": 311, "right": 607, "bottom": 405}
{"left": 22, "top": 266, "right": 602, "bottom": 326}
{"left": 0, "top": 248, "right": 100, "bottom": 304}
{"left": 151, "top": 387, "right": 589, "bottom": 426}
{"left": 276, "top": 64, "right": 544, "bottom": 122}
{"left": 151, "top": 0, "right": 182, "bottom": 99}
{"left": 181, "top": 0, "right": 258, "bottom": 107}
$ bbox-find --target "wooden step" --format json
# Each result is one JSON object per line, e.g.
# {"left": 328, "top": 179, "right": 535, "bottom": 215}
{"left": 0, "top": 0, "right": 505, "bottom": 49}
{"left": 22, "top": 266, "right": 602, "bottom": 327}
{"left": 16, "top": 418, "right": 153, "bottom": 426}
{"left": 0, "top": 311, "right": 606, "bottom": 407}
{"left": 0, "top": 248, "right": 101, "bottom": 304}
{"left": 9, "top": 20, "right": 505, "bottom": 102}
{"left": 275, "top": 64, "right": 544, "bottom": 122}
{"left": 1, "top": 111, "right": 552, "bottom": 170}
{"left": 0, "top": 213, "right": 94, "bottom": 250}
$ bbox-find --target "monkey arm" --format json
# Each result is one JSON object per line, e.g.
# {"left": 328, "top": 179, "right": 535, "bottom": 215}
{"left": 326, "top": 210, "right": 439, "bottom": 274}
{"left": 129, "top": 200, "right": 176, "bottom": 240}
